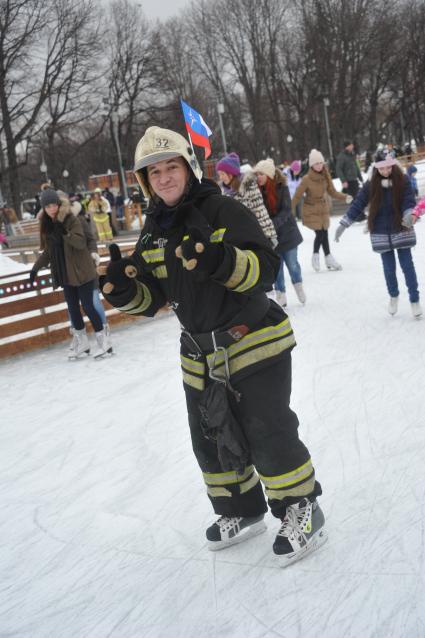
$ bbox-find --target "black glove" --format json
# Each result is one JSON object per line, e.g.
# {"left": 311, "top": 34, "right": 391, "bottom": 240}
{"left": 176, "top": 227, "right": 224, "bottom": 274}
{"left": 29, "top": 269, "right": 37, "bottom": 285}
{"left": 100, "top": 243, "right": 138, "bottom": 294}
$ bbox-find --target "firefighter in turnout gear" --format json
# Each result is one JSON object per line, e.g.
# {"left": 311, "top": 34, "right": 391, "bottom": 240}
{"left": 100, "top": 126, "right": 327, "bottom": 566}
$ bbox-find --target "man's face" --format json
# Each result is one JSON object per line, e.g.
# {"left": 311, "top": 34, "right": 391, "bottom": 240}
{"left": 147, "top": 157, "right": 189, "bottom": 206}
{"left": 346, "top": 144, "right": 354, "bottom": 153}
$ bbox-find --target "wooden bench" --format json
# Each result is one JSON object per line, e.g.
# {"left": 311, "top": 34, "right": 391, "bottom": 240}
{"left": 0, "top": 241, "right": 151, "bottom": 359}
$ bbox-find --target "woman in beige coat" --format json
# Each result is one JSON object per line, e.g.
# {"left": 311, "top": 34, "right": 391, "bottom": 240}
{"left": 292, "top": 149, "right": 351, "bottom": 271}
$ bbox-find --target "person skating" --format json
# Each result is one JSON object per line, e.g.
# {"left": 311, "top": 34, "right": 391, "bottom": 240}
{"left": 29, "top": 189, "right": 111, "bottom": 359}
{"left": 100, "top": 126, "right": 327, "bottom": 566}
{"left": 292, "top": 149, "right": 351, "bottom": 272}
{"left": 335, "top": 141, "right": 364, "bottom": 201}
{"left": 88, "top": 188, "right": 113, "bottom": 242}
{"left": 335, "top": 156, "right": 422, "bottom": 318}
{"left": 253, "top": 158, "right": 305, "bottom": 307}
{"left": 284, "top": 160, "right": 303, "bottom": 220}
{"left": 215, "top": 152, "right": 278, "bottom": 247}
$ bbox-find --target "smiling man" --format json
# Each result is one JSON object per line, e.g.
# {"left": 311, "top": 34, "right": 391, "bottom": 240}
{"left": 100, "top": 126, "right": 327, "bottom": 566}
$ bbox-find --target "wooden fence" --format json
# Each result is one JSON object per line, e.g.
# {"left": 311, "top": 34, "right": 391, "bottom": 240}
{"left": 0, "top": 240, "right": 146, "bottom": 359}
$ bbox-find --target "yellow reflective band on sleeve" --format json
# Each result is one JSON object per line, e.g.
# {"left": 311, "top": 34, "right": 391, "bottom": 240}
{"left": 181, "top": 355, "right": 205, "bottom": 375}
{"left": 264, "top": 476, "right": 316, "bottom": 501}
{"left": 203, "top": 465, "right": 255, "bottom": 486}
{"left": 233, "top": 250, "right": 260, "bottom": 293}
{"left": 225, "top": 247, "right": 248, "bottom": 289}
{"left": 141, "top": 248, "right": 165, "bottom": 263}
{"left": 210, "top": 228, "right": 226, "bottom": 243}
{"left": 259, "top": 459, "right": 314, "bottom": 489}
{"left": 117, "top": 281, "right": 152, "bottom": 315}
{"left": 152, "top": 265, "right": 167, "bottom": 279}
{"left": 182, "top": 370, "right": 205, "bottom": 391}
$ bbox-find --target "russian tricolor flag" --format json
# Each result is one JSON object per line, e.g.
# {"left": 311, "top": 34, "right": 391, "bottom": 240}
{"left": 180, "top": 99, "right": 212, "bottom": 159}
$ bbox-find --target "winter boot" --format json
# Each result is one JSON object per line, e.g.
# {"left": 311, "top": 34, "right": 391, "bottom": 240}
{"left": 293, "top": 282, "right": 306, "bottom": 304}
{"left": 411, "top": 302, "right": 422, "bottom": 318}
{"left": 388, "top": 296, "right": 399, "bottom": 315}
{"left": 93, "top": 329, "right": 112, "bottom": 359}
{"left": 311, "top": 253, "right": 320, "bottom": 272}
{"left": 206, "top": 514, "right": 266, "bottom": 551}
{"left": 275, "top": 290, "right": 287, "bottom": 307}
{"left": 273, "top": 498, "right": 327, "bottom": 567}
{"left": 325, "top": 254, "right": 342, "bottom": 271}
{"left": 68, "top": 328, "right": 90, "bottom": 360}
{"left": 103, "top": 323, "right": 113, "bottom": 353}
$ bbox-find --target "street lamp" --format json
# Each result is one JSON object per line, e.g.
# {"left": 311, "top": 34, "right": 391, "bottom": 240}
{"left": 40, "top": 160, "right": 48, "bottom": 181}
{"left": 217, "top": 101, "right": 227, "bottom": 154}
{"left": 322, "top": 97, "right": 333, "bottom": 160}
{"left": 62, "top": 169, "right": 69, "bottom": 193}
{"left": 398, "top": 90, "right": 405, "bottom": 146}
{"left": 110, "top": 110, "right": 128, "bottom": 200}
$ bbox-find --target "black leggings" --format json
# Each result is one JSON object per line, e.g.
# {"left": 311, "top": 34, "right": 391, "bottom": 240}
{"left": 63, "top": 280, "right": 103, "bottom": 332}
{"left": 313, "top": 229, "right": 330, "bottom": 256}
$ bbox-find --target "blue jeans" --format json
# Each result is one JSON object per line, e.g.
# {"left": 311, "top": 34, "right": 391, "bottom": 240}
{"left": 380, "top": 248, "right": 419, "bottom": 303}
{"left": 275, "top": 247, "right": 302, "bottom": 293}
{"left": 67, "top": 287, "right": 106, "bottom": 329}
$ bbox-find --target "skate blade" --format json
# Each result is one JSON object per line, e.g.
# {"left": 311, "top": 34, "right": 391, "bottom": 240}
{"left": 207, "top": 520, "right": 267, "bottom": 551}
{"left": 277, "top": 529, "right": 328, "bottom": 568}
{"left": 93, "top": 350, "right": 114, "bottom": 360}
{"left": 68, "top": 349, "right": 90, "bottom": 361}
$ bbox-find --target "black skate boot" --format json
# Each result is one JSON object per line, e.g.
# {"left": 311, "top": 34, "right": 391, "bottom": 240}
{"left": 206, "top": 514, "right": 266, "bottom": 551}
{"left": 273, "top": 498, "right": 327, "bottom": 567}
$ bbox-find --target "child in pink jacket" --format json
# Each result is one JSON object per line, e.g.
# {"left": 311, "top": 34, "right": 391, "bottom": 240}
{"left": 412, "top": 197, "right": 425, "bottom": 220}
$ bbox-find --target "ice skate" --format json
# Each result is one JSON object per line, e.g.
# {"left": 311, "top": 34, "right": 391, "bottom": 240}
{"left": 103, "top": 323, "right": 114, "bottom": 353}
{"left": 68, "top": 328, "right": 90, "bottom": 360}
{"left": 273, "top": 498, "right": 327, "bottom": 567}
{"left": 311, "top": 253, "right": 320, "bottom": 272}
{"left": 293, "top": 282, "right": 306, "bottom": 304}
{"left": 206, "top": 514, "right": 266, "bottom": 551}
{"left": 411, "top": 302, "right": 422, "bottom": 318}
{"left": 388, "top": 296, "right": 398, "bottom": 315}
{"left": 325, "top": 254, "right": 342, "bottom": 271}
{"left": 275, "top": 290, "right": 287, "bottom": 307}
{"left": 93, "top": 329, "right": 112, "bottom": 359}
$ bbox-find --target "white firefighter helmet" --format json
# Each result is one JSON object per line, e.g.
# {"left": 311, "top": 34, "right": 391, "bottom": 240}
{"left": 133, "top": 126, "right": 203, "bottom": 200}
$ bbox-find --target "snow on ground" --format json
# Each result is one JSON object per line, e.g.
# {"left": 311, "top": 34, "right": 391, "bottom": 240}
{"left": 0, "top": 252, "right": 29, "bottom": 274}
{"left": 2, "top": 216, "right": 425, "bottom": 638}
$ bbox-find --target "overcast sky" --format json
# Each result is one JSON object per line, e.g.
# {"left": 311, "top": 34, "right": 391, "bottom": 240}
{"left": 139, "top": 0, "right": 190, "bottom": 19}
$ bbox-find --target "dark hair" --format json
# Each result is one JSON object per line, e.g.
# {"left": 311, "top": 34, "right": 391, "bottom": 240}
{"left": 39, "top": 211, "right": 55, "bottom": 249}
{"left": 368, "top": 165, "right": 405, "bottom": 232}
{"left": 229, "top": 174, "right": 242, "bottom": 192}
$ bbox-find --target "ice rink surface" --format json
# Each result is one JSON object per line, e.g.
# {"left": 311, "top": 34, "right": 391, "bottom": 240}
{"left": 2, "top": 215, "right": 425, "bottom": 638}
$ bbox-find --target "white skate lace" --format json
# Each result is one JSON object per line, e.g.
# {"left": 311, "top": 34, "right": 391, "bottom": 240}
{"left": 216, "top": 516, "right": 242, "bottom": 532}
{"left": 277, "top": 502, "right": 311, "bottom": 543}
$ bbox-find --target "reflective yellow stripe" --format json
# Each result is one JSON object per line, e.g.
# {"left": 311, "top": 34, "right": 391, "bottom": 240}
{"left": 239, "top": 472, "right": 260, "bottom": 494}
{"left": 93, "top": 214, "right": 109, "bottom": 223}
{"left": 152, "top": 265, "right": 167, "bottom": 279}
{"left": 207, "top": 319, "right": 293, "bottom": 368}
{"left": 264, "top": 475, "right": 316, "bottom": 500}
{"left": 141, "top": 248, "right": 165, "bottom": 263}
{"left": 182, "top": 370, "right": 204, "bottom": 391}
{"left": 225, "top": 247, "right": 248, "bottom": 289}
{"left": 210, "top": 228, "right": 226, "bottom": 243}
{"left": 233, "top": 250, "right": 260, "bottom": 293}
{"left": 259, "top": 459, "right": 313, "bottom": 489}
{"left": 210, "top": 335, "right": 296, "bottom": 379}
{"left": 181, "top": 355, "right": 205, "bottom": 374}
{"left": 207, "top": 486, "right": 232, "bottom": 497}
{"left": 203, "top": 465, "right": 255, "bottom": 486}
{"left": 117, "top": 281, "right": 152, "bottom": 314}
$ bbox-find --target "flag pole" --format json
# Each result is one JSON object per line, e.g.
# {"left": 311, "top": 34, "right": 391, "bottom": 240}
{"left": 186, "top": 130, "right": 202, "bottom": 183}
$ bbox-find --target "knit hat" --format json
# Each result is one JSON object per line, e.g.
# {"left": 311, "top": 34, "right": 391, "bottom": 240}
{"left": 253, "top": 158, "right": 276, "bottom": 180}
{"left": 290, "top": 160, "right": 301, "bottom": 173}
{"left": 40, "top": 188, "right": 61, "bottom": 209}
{"left": 215, "top": 152, "right": 241, "bottom": 177}
{"left": 308, "top": 149, "right": 325, "bottom": 167}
